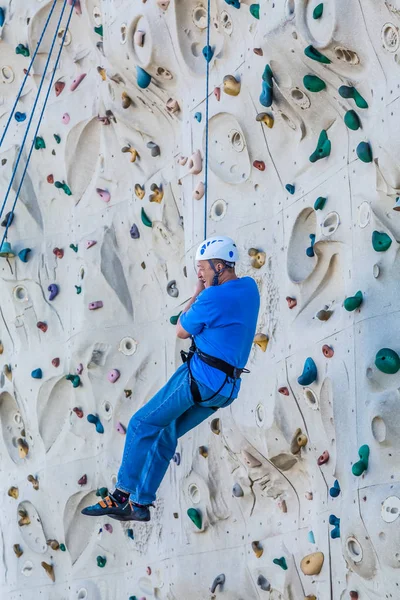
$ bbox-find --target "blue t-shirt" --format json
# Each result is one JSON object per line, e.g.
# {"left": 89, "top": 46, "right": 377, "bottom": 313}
{"left": 179, "top": 277, "right": 260, "bottom": 398}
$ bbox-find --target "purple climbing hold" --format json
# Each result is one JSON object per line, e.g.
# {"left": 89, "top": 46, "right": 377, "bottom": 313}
{"left": 130, "top": 224, "right": 140, "bottom": 239}
{"left": 48, "top": 284, "right": 59, "bottom": 301}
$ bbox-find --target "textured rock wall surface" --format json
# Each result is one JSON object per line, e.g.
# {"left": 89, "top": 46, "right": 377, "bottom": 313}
{"left": 1, "top": 0, "right": 400, "bottom": 598}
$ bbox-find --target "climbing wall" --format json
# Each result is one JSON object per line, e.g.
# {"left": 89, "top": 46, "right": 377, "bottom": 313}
{"left": 1, "top": 0, "right": 400, "bottom": 598}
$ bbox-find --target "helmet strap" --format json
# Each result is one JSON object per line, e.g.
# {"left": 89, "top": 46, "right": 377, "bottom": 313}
{"left": 208, "top": 259, "right": 226, "bottom": 286}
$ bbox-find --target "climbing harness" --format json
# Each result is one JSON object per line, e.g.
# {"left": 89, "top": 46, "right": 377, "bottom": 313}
{"left": 180, "top": 336, "right": 250, "bottom": 409}
{"left": 203, "top": 0, "right": 211, "bottom": 240}
{"left": 0, "top": 0, "right": 75, "bottom": 251}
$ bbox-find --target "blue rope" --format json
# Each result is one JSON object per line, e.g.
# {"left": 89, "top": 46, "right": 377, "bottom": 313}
{"left": 0, "top": 0, "right": 59, "bottom": 148}
{"left": 0, "top": 0, "right": 70, "bottom": 235}
{"left": 203, "top": 0, "right": 211, "bottom": 240}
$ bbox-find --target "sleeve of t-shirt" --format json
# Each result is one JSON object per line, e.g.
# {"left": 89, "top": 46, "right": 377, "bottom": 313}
{"left": 179, "top": 291, "right": 211, "bottom": 335}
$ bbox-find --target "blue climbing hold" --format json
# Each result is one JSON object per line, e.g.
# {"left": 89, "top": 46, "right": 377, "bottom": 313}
{"left": 329, "top": 480, "right": 340, "bottom": 498}
{"left": 329, "top": 514, "right": 340, "bottom": 539}
{"left": 202, "top": 45, "right": 214, "bottom": 63}
{"left": 15, "top": 112, "right": 26, "bottom": 122}
{"left": 306, "top": 233, "right": 316, "bottom": 257}
{"left": 127, "top": 529, "right": 134, "bottom": 539}
{"left": 31, "top": 368, "right": 43, "bottom": 379}
{"left": 259, "top": 64, "right": 273, "bottom": 107}
{"left": 0, "top": 7, "right": 5, "bottom": 27}
{"left": 0, "top": 241, "right": 15, "bottom": 257}
{"left": 308, "top": 531, "right": 315, "bottom": 544}
{"left": 18, "top": 248, "right": 31, "bottom": 262}
{"left": 225, "top": 0, "right": 240, "bottom": 7}
{"left": 87, "top": 413, "right": 104, "bottom": 434}
{"left": 298, "top": 357, "right": 317, "bottom": 386}
{"left": 285, "top": 184, "right": 295, "bottom": 195}
{"left": 194, "top": 112, "right": 202, "bottom": 123}
{"left": 136, "top": 66, "right": 151, "bottom": 89}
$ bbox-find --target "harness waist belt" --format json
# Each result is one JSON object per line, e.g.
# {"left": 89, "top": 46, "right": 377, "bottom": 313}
{"left": 194, "top": 347, "right": 249, "bottom": 379}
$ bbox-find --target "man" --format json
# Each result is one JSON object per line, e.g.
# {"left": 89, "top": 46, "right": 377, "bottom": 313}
{"left": 81, "top": 235, "right": 260, "bottom": 522}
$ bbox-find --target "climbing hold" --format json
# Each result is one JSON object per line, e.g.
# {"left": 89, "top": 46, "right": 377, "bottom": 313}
{"left": 116, "top": 422, "right": 126, "bottom": 435}
{"left": 41, "top": 562, "right": 55, "bottom": 582}
{"left": 70, "top": 73, "right": 86, "bottom": 91}
{"left": 141, "top": 207, "right": 152, "bottom": 227}
{"left": 166, "top": 98, "right": 180, "bottom": 113}
{"left": 259, "top": 64, "right": 273, "bottom": 107}
{"left": 47, "top": 174, "right": 54, "bottom": 184}
{"left": 0, "top": 241, "right": 14, "bottom": 257}
{"left": 250, "top": 4, "right": 260, "bottom": 19}
{"left": 352, "top": 444, "right": 370, "bottom": 476}
{"left": 329, "top": 514, "right": 340, "bottom": 539}
{"left": 55, "top": 181, "right": 72, "bottom": 195}
{"left": 75, "top": 286, "right": 82, "bottom": 294}
{"left": 199, "top": 445, "right": 208, "bottom": 458}
{"left": 97, "top": 66, "right": 106, "bottom": 81}
{"left": 86, "top": 240, "right": 97, "bottom": 249}
{"left": 393, "top": 197, "right": 400, "bottom": 211}
{"left": 0, "top": 7, "right": 4, "bottom": 26}
{"left": 13, "top": 544, "right": 23, "bottom": 558}
{"left": 18, "top": 248, "right": 31, "bottom": 262}
{"left": 27, "top": 474, "right": 39, "bottom": 489}
{"left": 147, "top": 142, "right": 161, "bottom": 157}
{"left": 308, "top": 530, "right": 315, "bottom": 544}
{"left": 126, "top": 529, "right": 134, "bottom": 540}
{"left": 97, "top": 556, "right": 106, "bottom": 568}
{"left": 47, "top": 539, "right": 60, "bottom": 550}
{"left": 316, "top": 307, "right": 333, "bottom": 321}
{"left": 210, "top": 574, "right": 225, "bottom": 593}
{"left": 1, "top": 211, "right": 13, "bottom": 228}
{"left": 96, "top": 487, "right": 108, "bottom": 498}
{"left": 285, "top": 184, "right": 295, "bottom": 194}
{"left": 279, "top": 499, "right": 287, "bottom": 512}
{"left": 135, "top": 184, "right": 145, "bottom": 199}
{"left": 134, "top": 30, "right": 145, "bottom": 47}
{"left": 372, "top": 230, "right": 392, "bottom": 252}
{"left": 170, "top": 312, "right": 182, "bottom": 325}
{"left": 257, "top": 575, "right": 271, "bottom": 592}
{"left": 214, "top": 87, "right": 221, "bottom": 101}
{"left": 256, "top": 112, "right": 274, "bottom": 128}
{"left": 172, "top": 452, "right": 180, "bottom": 465}
{"left": 54, "top": 81, "right": 65, "bottom": 96}
{"left": 52, "top": 358, "right": 60, "bottom": 367}
{"left": 108, "top": 369, "right": 120, "bottom": 383}
{"left": 232, "top": 483, "right": 244, "bottom": 497}
{"left": 338, "top": 85, "right": 368, "bottom": 109}
{"left": 137, "top": 66, "right": 151, "bottom": 89}
{"left": 286, "top": 296, "right": 297, "bottom": 309}
{"left": 305, "top": 491, "right": 313, "bottom": 500}
{"left": 37, "top": 321, "right": 48, "bottom": 333}
{"left": 225, "top": 0, "right": 240, "bottom": 7}
{"left": 344, "top": 290, "right": 363, "bottom": 312}
{"left": 15, "top": 112, "right": 26, "bottom": 122}
{"left": 3, "top": 364, "right": 12, "bottom": 380}
{"left": 17, "top": 438, "right": 29, "bottom": 459}
{"left": 16, "top": 43, "right": 30, "bottom": 57}
{"left": 375, "top": 347, "right": 400, "bottom": 374}
{"left": 187, "top": 507, "right": 202, "bottom": 529}
{"left": 303, "top": 74, "right": 326, "bottom": 92}
{"left": 313, "top": 3, "right": 324, "bottom": 18}
{"left": 248, "top": 248, "right": 266, "bottom": 268}
{"left": 78, "top": 475, "right": 87, "bottom": 487}
{"left": 104, "top": 523, "right": 113, "bottom": 534}
{"left": 298, "top": 358, "right": 317, "bottom": 386}
{"left": 356, "top": 141, "right": 372, "bottom": 163}
{"left": 76, "top": 363, "right": 83, "bottom": 375}
{"left": 304, "top": 45, "right": 331, "bottom": 64}
{"left": 167, "top": 280, "right": 179, "bottom": 298}
{"left": 306, "top": 234, "right": 316, "bottom": 257}
{"left": 300, "top": 552, "right": 324, "bottom": 575}
{"left": 48, "top": 284, "right": 59, "bottom": 301}
{"left": 66, "top": 374, "right": 81, "bottom": 388}
{"left": 253, "top": 47, "right": 263, "bottom": 56}
{"left": 253, "top": 332, "right": 268, "bottom": 351}
{"left": 278, "top": 386, "right": 289, "bottom": 395}
{"left": 350, "top": 593, "right": 358, "bottom": 599}
{"left": 87, "top": 414, "right": 104, "bottom": 434}
{"left": 31, "top": 368, "right": 43, "bottom": 379}
{"left": 317, "top": 450, "right": 329, "bottom": 466}
{"left": 202, "top": 45, "right": 214, "bottom": 62}
{"left": 194, "top": 112, "right": 202, "bottom": 123}
{"left": 290, "top": 428, "right": 308, "bottom": 454}
{"left": 62, "top": 113, "right": 70, "bottom": 125}
{"left": 309, "top": 129, "right": 331, "bottom": 162}
{"left": 242, "top": 450, "right": 262, "bottom": 468}
{"left": 34, "top": 136, "right": 46, "bottom": 150}
{"left": 94, "top": 24, "right": 103, "bottom": 36}
{"left": 322, "top": 344, "right": 334, "bottom": 358}
{"left": 193, "top": 181, "right": 205, "bottom": 200}
{"left": 88, "top": 301, "right": 103, "bottom": 310}
{"left": 252, "top": 541, "right": 263, "bottom": 558}
{"left": 211, "top": 418, "right": 220, "bottom": 434}
{"left": 253, "top": 160, "right": 265, "bottom": 171}
{"left": 130, "top": 224, "right": 140, "bottom": 239}
{"left": 314, "top": 196, "right": 327, "bottom": 210}
{"left": 273, "top": 557, "right": 288, "bottom": 570}
{"left": 344, "top": 110, "right": 361, "bottom": 131}
{"left": 96, "top": 188, "right": 110, "bottom": 203}
{"left": 329, "top": 479, "right": 340, "bottom": 498}
{"left": 54, "top": 134, "right": 61, "bottom": 144}
{"left": 223, "top": 74, "right": 241, "bottom": 96}
{"left": 8, "top": 486, "right": 19, "bottom": 499}
{"left": 157, "top": 0, "right": 170, "bottom": 9}
{"left": 122, "top": 146, "right": 139, "bottom": 163}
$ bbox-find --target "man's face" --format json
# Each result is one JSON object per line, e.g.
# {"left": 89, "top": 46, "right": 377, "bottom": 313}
{"left": 197, "top": 260, "right": 221, "bottom": 288}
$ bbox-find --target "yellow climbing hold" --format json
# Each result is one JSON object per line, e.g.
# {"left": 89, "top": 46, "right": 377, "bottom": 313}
{"left": 8, "top": 486, "right": 19, "bottom": 499}
{"left": 122, "top": 146, "right": 139, "bottom": 163}
{"left": 300, "top": 552, "right": 324, "bottom": 575}
{"left": 290, "top": 428, "right": 308, "bottom": 454}
{"left": 248, "top": 248, "right": 266, "bottom": 269}
{"left": 252, "top": 541, "right": 264, "bottom": 558}
{"left": 17, "top": 438, "right": 29, "bottom": 459}
{"left": 223, "top": 74, "right": 241, "bottom": 96}
{"left": 256, "top": 112, "right": 274, "bottom": 128}
{"left": 254, "top": 332, "right": 268, "bottom": 351}
{"left": 41, "top": 561, "right": 55, "bottom": 582}
{"left": 135, "top": 183, "right": 145, "bottom": 199}
{"left": 149, "top": 183, "right": 164, "bottom": 203}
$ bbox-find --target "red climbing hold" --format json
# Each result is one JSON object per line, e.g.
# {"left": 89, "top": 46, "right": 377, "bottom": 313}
{"left": 214, "top": 87, "right": 221, "bottom": 101}
{"left": 278, "top": 386, "right": 289, "bottom": 396}
{"left": 349, "top": 593, "right": 358, "bottom": 600}
{"left": 253, "top": 160, "right": 265, "bottom": 171}
{"left": 53, "top": 247, "right": 64, "bottom": 259}
{"left": 286, "top": 296, "right": 297, "bottom": 309}
{"left": 73, "top": 407, "right": 84, "bottom": 418}
{"left": 54, "top": 81, "right": 65, "bottom": 97}
{"left": 253, "top": 48, "right": 263, "bottom": 56}
{"left": 37, "top": 321, "right": 48, "bottom": 333}
{"left": 78, "top": 474, "right": 87, "bottom": 485}
{"left": 317, "top": 450, "right": 329, "bottom": 466}
{"left": 52, "top": 358, "right": 60, "bottom": 367}
{"left": 47, "top": 174, "right": 54, "bottom": 184}
{"left": 322, "top": 344, "right": 334, "bottom": 358}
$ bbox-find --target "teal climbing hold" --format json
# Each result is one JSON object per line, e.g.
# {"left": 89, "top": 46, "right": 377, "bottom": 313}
{"left": 187, "top": 507, "right": 202, "bottom": 529}
{"left": 137, "top": 66, "right": 151, "bottom": 89}
{"left": 202, "top": 45, "right": 214, "bottom": 62}
{"left": 0, "top": 7, "right": 5, "bottom": 26}
{"left": 96, "top": 487, "right": 108, "bottom": 498}
{"left": 225, "top": 0, "right": 240, "bottom": 7}
{"left": 128, "top": 597, "right": 137, "bottom": 600}
{"left": 18, "top": 248, "right": 31, "bottom": 262}
{"left": 375, "top": 348, "right": 400, "bottom": 374}
{"left": 308, "top": 531, "right": 315, "bottom": 543}
{"left": 314, "top": 196, "right": 326, "bottom": 210}
{"left": 372, "top": 230, "right": 392, "bottom": 252}
{"left": 59, "top": 543, "right": 66, "bottom": 551}
{"left": 15, "top": 43, "right": 30, "bottom": 57}
{"left": 273, "top": 557, "right": 288, "bottom": 570}
{"left": 75, "top": 286, "right": 82, "bottom": 294}
{"left": 0, "top": 241, "right": 15, "bottom": 257}
{"left": 352, "top": 444, "right": 369, "bottom": 476}
{"left": 55, "top": 181, "right": 72, "bottom": 195}
{"left": 31, "top": 369, "right": 43, "bottom": 379}
{"left": 69, "top": 244, "right": 78, "bottom": 253}
{"left": 306, "top": 233, "right": 315, "bottom": 257}
{"left": 66, "top": 374, "right": 81, "bottom": 388}
{"left": 170, "top": 311, "right": 182, "bottom": 325}
{"left": 329, "top": 514, "right": 340, "bottom": 539}
{"left": 303, "top": 74, "right": 326, "bottom": 93}
{"left": 343, "top": 290, "right": 363, "bottom": 312}
{"left": 94, "top": 25, "right": 103, "bottom": 36}
{"left": 54, "top": 134, "right": 61, "bottom": 144}
{"left": 313, "top": 3, "right": 323, "bottom": 18}
{"left": 259, "top": 64, "right": 273, "bottom": 107}
{"left": 309, "top": 129, "right": 331, "bottom": 162}
{"left": 194, "top": 112, "right": 202, "bottom": 122}
{"left": 34, "top": 136, "right": 46, "bottom": 150}
{"left": 250, "top": 4, "right": 260, "bottom": 19}
{"left": 87, "top": 413, "right": 104, "bottom": 434}
{"left": 127, "top": 529, "right": 134, "bottom": 540}
{"left": 96, "top": 556, "right": 106, "bottom": 568}
{"left": 344, "top": 110, "right": 361, "bottom": 131}
{"left": 304, "top": 45, "right": 331, "bottom": 64}
{"left": 285, "top": 184, "right": 295, "bottom": 195}
{"left": 356, "top": 141, "right": 372, "bottom": 163}
{"left": 338, "top": 85, "right": 368, "bottom": 109}
{"left": 141, "top": 207, "right": 152, "bottom": 227}
{"left": 298, "top": 357, "right": 317, "bottom": 386}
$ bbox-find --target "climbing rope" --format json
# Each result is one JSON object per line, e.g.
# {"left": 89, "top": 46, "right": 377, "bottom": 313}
{"left": 203, "top": 0, "right": 211, "bottom": 240}
{"left": 0, "top": 0, "right": 59, "bottom": 148}
{"left": 0, "top": 0, "right": 74, "bottom": 248}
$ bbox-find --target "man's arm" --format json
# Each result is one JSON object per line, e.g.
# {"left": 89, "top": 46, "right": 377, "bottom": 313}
{"left": 176, "top": 281, "right": 205, "bottom": 339}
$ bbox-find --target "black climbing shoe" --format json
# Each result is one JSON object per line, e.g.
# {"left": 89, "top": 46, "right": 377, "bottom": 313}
{"left": 109, "top": 502, "right": 153, "bottom": 522}
{"left": 81, "top": 494, "right": 134, "bottom": 519}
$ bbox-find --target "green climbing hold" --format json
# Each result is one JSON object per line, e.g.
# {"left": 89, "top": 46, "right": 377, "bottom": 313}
{"left": 96, "top": 487, "right": 108, "bottom": 498}
{"left": 314, "top": 196, "right": 327, "bottom": 211}
{"left": 250, "top": 3, "right": 259, "bottom": 18}
{"left": 141, "top": 207, "right": 152, "bottom": 228}
{"left": 309, "top": 129, "right": 331, "bottom": 163}
{"left": 303, "top": 74, "right": 326, "bottom": 93}
{"left": 313, "top": 3, "right": 323, "bottom": 18}
{"left": 34, "top": 136, "right": 46, "bottom": 150}
{"left": 372, "top": 230, "right": 392, "bottom": 252}
{"left": 75, "top": 286, "right": 82, "bottom": 294}
{"left": 54, "top": 134, "right": 61, "bottom": 144}
{"left": 343, "top": 290, "right": 363, "bottom": 312}
{"left": 16, "top": 43, "right": 30, "bottom": 57}
{"left": 55, "top": 181, "right": 72, "bottom": 195}
{"left": 344, "top": 110, "right": 360, "bottom": 131}
{"left": 60, "top": 543, "right": 66, "bottom": 551}
{"left": 338, "top": 85, "right": 368, "bottom": 109}
{"left": 170, "top": 311, "right": 182, "bottom": 325}
{"left": 304, "top": 45, "right": 331, "bottom": 64}
{"left": 187, "top": 507, "right": 202, "bottom": 529}
{"left": 97, "top": 556, "right": 106, "bottom": 568}
{"left": 375, "top": 348, "right": 400, "bottom": 374}
{"left": 352, "top": 444, "right": 369, "bottom": 477}
{"left": 273, "top": 557, "right": 288, "bottom": 570}
{"left": 356, "top": 141, "right": 372, "bottom": 163}
{"left": 69, "top": 244, "right": 78, "bottom": 253}
{"left": 94, "top": 25, "right": 103, "bottom": 36}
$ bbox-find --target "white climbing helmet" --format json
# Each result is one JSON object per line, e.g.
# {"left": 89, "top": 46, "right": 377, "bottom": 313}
{"left": 195, "top": 235, "right": 239, "bottom": 264}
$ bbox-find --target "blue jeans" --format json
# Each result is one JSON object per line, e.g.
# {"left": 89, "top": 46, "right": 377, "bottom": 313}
{"left": 116, "top": 362, "right": 236, "bottom": 505}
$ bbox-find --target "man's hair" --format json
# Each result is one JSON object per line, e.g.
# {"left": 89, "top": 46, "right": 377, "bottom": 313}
{"left": 211, "top": 258, "right": 235, "bottom": 270}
